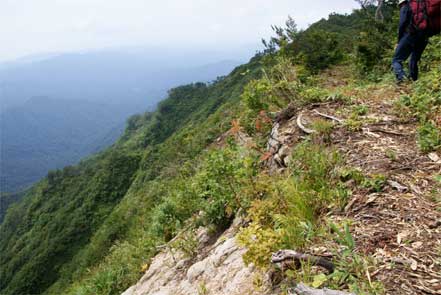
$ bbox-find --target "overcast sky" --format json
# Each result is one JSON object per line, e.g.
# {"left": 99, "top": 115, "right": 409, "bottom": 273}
{"left": 0, "top": 0, "right": 359, "bottom": 62}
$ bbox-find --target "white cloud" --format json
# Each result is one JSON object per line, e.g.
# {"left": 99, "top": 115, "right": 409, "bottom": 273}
{"left": 0, "top": 0, "right": 359, "bottom": 62}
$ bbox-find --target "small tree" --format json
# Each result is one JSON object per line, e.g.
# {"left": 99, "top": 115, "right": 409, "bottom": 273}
{"left": 262, "top": 15, "right": 298, "bottom": 54}
{"left": 355, "top": 0, "right": 399, "bottom": 22}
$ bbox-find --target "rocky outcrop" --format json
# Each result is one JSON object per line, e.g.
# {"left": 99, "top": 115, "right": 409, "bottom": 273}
{"left": 122, "top": 92, "right": 441, "bottom": 295}
{"left": 265, "top": 117, "right": 301, "bottom": 173}
{"left": 122, "top": 217, "right": 273, "bottom": 295}
{"left": 121, "top": 107, "right": 349, "bottom": 295}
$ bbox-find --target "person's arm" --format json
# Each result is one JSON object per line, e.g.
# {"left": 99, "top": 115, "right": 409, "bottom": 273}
{"left": 398, "top": 3, "right": 410, "bottom": 42}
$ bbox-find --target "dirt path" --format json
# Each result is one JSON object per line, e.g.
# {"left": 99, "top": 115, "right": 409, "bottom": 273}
{"left": 267, "top": 78, "right": 441, "bottom": 294}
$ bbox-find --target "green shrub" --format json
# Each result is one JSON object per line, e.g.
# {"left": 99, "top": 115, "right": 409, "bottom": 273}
{"left": 196, "top": 146, "right": 258, "bottom": 227}
{"left": 312, "top": 119, "right": 335, "bottom": 144}
{"left": 239, "top": 142, "right": 348, "bottom": 269}
{"left": 418, "top": 122, "right": 441, "bottom": 152}
{"left": 295, "top": 29, "right": 344, "bottom": 73}
{"left": 72, "top": 241, "right": 148, "bottom": 295}
{"left": 237, "top": 198, "right": 284, "bottom": 269}
{"left": 242, "top": 58, "right": 302, "bottom": 114}
{"left": 398, "top": 65, "right": 441, "bottom": 152}
{"left": 298, "top": 86, "right": 329, "bottom": 104}
{"left": 362, "top": 174, "right": 387, "bottom": 193}
{"left": 353, "top": 16, "right": 395, "bottom": 79}
{"left": 279, "top": 142, "right": 347, "bottom": 247}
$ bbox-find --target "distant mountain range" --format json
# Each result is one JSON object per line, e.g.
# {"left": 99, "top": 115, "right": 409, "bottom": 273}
{"left": 0, "top": 49, "right": 244, "bottom": 193}
{"left": 0, "top": 49, "right": 245, "bottom": 110}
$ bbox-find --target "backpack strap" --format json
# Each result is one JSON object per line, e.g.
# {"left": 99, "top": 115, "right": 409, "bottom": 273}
{"left": 410, "top": 0, "right": 430, "bottom": 33}
{"left": 422, "top": 0, "right": 435, "bottom": 34}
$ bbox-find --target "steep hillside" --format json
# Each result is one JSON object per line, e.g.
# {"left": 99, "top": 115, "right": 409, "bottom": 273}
{"left": 121, "top": 43, "right": 440, "bottom": 295}
{"left": 1, "top": 4, "right": 440, "bottom": 295}
{"left": 0, "top": 97, "right": 131, "bottom": 194}
{"left": 0, "top": 54, "right": 263, "bottom": 295}
{"left": 0, "top": 56, "right": 241, "bottom": 194}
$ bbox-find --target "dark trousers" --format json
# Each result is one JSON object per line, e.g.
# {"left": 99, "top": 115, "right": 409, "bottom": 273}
{"left": 392, "top": 31, "right": 428, "bottom": 81}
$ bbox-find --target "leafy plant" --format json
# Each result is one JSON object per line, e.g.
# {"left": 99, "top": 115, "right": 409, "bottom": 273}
{"left": 362, "top": 174, "right": 387, "bottom": 192}
{"left": 353, "top": 104, "right": 369, "bottom": 116}
{"left": 239, "top": 142, "right": 346, "bottom": 270}
{"left": 330, "top": 222, "right": 355, "bottom": 251}
{"left": 312, "top": 119, "right": 335, "bottom": 144}
{"left": 397, "top": 62, "right": 441, "bottom": 152}
{"left": 417, "top": 122, "right": 441, "bottom": 152}
{"left": 170, "top": 230, "right": 199, "bottom": 259}
{"left": 339, "top": 167, "right": 365, "bottom": 184}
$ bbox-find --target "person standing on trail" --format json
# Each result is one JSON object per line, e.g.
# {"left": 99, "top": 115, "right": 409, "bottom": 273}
{"left": 392, "top": 0, "right": 441, "bottom": 83}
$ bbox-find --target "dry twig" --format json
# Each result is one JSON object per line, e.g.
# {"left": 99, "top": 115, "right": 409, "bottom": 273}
{"left": 313, "top": 109, "right": 344, "bottom": 124}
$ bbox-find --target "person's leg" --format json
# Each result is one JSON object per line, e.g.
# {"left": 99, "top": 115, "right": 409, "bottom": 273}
{"left": 409, "top": 34, "right": 428, "bottom": 81}
{"left": 392, "top": 33, "right": 414, "bottom": 82}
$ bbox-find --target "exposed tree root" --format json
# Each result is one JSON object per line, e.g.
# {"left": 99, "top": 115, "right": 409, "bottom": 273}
{"left": 296, "top": 113, "right": 315, "bottom": 134}
{"left": 271, "top": 250, "right": 335, "bottom": 273}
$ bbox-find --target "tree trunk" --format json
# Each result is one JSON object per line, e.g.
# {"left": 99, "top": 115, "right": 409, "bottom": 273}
{"left": 375, "top": 0, "right": 384, "bottom": 22}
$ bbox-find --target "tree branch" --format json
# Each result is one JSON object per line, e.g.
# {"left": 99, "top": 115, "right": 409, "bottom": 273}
{"left": 375, "top": 0, "right": 385, "bottom": 22}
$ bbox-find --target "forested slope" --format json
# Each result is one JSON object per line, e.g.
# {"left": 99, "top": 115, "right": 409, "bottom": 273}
{"left": 0, "top": 54, "right": 263, "bottom": 295}
{"left": 1, "top": 97, "right": 130, "bottom": 194}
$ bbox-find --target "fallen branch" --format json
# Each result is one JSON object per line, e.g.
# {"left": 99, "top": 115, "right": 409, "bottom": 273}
{"left": 272, "top": 250, "right": 335, "bottom": 273}
{"left": 313, "top": 110, "right": 344, "bottom": 124}
{"left": 414, "top": 283, "right": 441, "bottom": 295}
{"left": 361, "top": 128, "right": 381, "bottom": 138}
{"left": 367, "top": 127, "right": 410, "bottom": 137}
{"left": 293, "top": 283, "right": 355, "bottom": 295}
{"left": 296, "top": 113, "right": 315, "bottom": 134}
{"left": 369, "top": 119, "right": 416, "bottom": 126}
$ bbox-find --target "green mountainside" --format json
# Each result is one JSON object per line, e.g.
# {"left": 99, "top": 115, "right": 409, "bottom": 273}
{"left": 0, "top": 55, "right": 263, "bottom": 295}
{"left": 1, "top": 97, "right": 130, "bottom": 195}
{"left": 1, "top": 3, "right": 440, "bottom": 295}
{"left": 0, "top": 57, "right": 240, "bottom": 195}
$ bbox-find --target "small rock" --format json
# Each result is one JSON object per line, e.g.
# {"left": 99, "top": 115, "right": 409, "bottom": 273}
{"left": 412, "top": 241, "right": 423, "bottom": 249}
{"left": 186, "top": 260, "right": 207, "bottom": 282}
{"left": 278, "top": 145, "right": 291, "bottom": 159}
{"left": 387, "top": 180, "right": 408, "bottom": 193}
{"left": 283, "top": 155, "right": 292, "bottom": 166}
{"left": 196, "top": 227, "right": 210, "bottom": 246}
{"left": 212, "top": 237, "right": 237, "bottom": 266}
{"left": 410, "top": 259, "right": 418, "bottom": 271}
{"left": 428, "top": 152, "right": 441, "bottom": 163}
{"left": 176, "top": 259, "right": 189, "bottom": 270}
{"left": 397, "top": 230, "right": 410, "bottom": 244}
